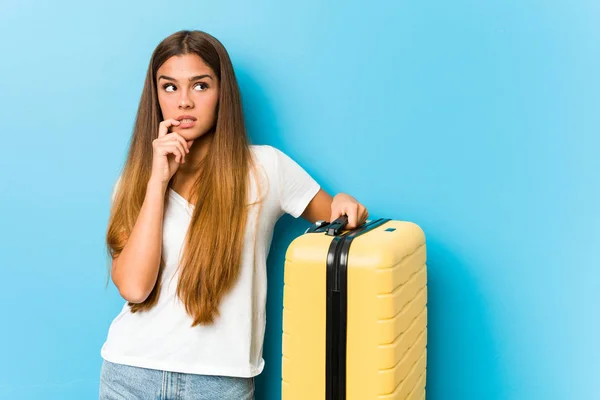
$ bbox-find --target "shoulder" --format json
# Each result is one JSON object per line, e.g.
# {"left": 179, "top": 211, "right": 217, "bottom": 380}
{"left": 111, "top": 174, "right": 123, "bottom": 203}
{"left": 248, "top": 144, "right": 299, "bottom": 190}
{"left": 249, "top": 144, "right": 285, "bottom": 171}
{"left": 249, "top": 144, "right": 280, "bottom": 160}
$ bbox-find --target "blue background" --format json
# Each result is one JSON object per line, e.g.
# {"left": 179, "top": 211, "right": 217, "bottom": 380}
{"left": 0, "top": 1, "right": 598, "bottom": 399}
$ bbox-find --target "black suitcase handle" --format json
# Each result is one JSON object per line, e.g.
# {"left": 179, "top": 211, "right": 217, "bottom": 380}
{"left": 305, "top": 215, "right": 373, "bottom": 236}
{"left": 305, "top": 215, "right": 349, "bottom": 235}
{"left": 326, "top": 215, "right": 349, "bottom": 236}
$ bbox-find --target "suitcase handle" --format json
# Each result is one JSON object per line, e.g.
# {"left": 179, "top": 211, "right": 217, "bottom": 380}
{"left": 305, "top": 215, "right": 366, "bottom": 235}
{"left": 325, "top": 215, "right": 349, "bottom": 236}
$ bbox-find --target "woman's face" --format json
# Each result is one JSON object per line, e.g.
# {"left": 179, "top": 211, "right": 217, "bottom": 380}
{"left": 156, "top": 53, "right": 220, "bottom": 140}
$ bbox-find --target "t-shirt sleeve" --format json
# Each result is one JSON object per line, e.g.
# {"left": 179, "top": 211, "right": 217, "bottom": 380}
{"left": 271, "top": 146, "right": 321, "bottom": 218}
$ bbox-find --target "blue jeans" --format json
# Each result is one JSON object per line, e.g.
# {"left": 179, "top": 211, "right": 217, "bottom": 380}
{"left": 99, "top": 360, "right": 255, "bottom": 400}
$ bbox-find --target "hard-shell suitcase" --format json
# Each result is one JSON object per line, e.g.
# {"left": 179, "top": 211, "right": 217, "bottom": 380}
{"left": 282, "top": 217, "right": 428, "bottom": 400}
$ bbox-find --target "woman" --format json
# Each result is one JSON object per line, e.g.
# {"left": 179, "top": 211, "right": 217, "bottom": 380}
{"left": 100, "top": 29, "right": 368, "bottom": 400}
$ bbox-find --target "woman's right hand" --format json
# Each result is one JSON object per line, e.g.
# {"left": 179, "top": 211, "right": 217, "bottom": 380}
{"left": 149, "top": 119, "right": 195, "bottom": 185}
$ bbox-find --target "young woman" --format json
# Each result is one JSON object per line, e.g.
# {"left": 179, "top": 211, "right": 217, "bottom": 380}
{"left": 100, "top": 30, "right": 368, "bottom": 400}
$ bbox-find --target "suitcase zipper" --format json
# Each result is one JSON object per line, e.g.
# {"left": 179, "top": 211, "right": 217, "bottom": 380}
{"left": 326, "top": 218, "right": 390, "bottom": 400}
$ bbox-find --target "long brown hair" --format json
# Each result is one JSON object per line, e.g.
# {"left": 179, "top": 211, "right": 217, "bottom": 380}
{"left": 105, "top": 30, "right": 261, "bottom": 326}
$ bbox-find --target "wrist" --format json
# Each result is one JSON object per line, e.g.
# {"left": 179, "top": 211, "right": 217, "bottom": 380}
{"left": 147, "top": 178, "right": 168, "bottom": 193}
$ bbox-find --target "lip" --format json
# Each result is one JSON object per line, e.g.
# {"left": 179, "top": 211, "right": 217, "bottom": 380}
{"left": 175, "top": 115, "right": 197, "bottom": 129}
{"left": 176, "top": 115, "right": 197, "bottom": 121}
{"left": 178, "top": 120, "right": 196, "bottom": 129}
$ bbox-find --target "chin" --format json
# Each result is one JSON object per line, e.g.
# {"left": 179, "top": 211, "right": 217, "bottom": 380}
{"left": 174, "top": 128, "right": 199, "bottom": 138}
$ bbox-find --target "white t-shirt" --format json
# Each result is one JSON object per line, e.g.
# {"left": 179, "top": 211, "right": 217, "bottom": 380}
{"left": 100, "top": 145, "right": 321, "bottom": 378}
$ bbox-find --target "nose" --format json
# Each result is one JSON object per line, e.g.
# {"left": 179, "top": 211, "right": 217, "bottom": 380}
{"left": 178, "top": 91, "right": 194, "bottom": 109}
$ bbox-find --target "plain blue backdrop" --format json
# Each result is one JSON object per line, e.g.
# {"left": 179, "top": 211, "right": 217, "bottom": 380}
{"left": 0, "top": 1, "right": 598, "bottom": 399}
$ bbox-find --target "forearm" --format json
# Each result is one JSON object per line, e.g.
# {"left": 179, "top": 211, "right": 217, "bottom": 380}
{"left": 111, "top": 179, "right": 167, "bottom": 303}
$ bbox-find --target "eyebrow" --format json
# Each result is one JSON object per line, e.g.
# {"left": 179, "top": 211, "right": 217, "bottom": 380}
{"left": 157, "top": 74, "right": 213, "bottom": 82}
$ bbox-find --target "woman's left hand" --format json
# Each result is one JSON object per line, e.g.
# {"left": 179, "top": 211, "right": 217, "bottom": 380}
{"left": 330, "top": 193, "right": 369, "bottom": 229}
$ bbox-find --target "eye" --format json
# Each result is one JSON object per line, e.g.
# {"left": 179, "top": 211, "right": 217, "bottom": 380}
{"left": 193, "top": 82, "right": 209, "bottom": 91}
{"left": 163, "top": 82, "right": 208, "bottom": 93}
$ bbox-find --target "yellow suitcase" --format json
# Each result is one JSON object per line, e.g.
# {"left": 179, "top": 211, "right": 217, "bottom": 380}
{"left": 282, "top": 217, "right": 428, "bottom": 400}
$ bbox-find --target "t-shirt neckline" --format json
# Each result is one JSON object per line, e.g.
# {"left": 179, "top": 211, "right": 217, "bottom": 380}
{"left": 168, "top": 188, "right": 194, "bottom": 209}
